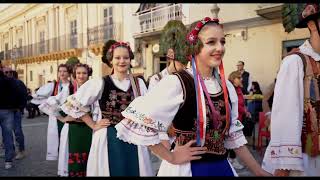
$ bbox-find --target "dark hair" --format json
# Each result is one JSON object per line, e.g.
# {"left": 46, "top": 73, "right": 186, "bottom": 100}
{"left": 252, "top": 81, "right": 262, "bottom": 95}
{"left": 72, "top": 63, "right": 93, "bottom": 79}
{"left": 102, "top": 40, "right": 117, "bottom": 67}
{"left": 105, "top": 42, "right": 134, "bottom": 68}
{"left": 187, "top": 20, "right": 222, "bottom": 56}
{"left": 238, "top": 61, "right": 245, "bottom": 65}
{"left": 58, "top": 64, "right": 72, "bottom": 74}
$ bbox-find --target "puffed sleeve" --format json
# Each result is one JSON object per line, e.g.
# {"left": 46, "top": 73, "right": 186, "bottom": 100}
{"left": 61, "top": 78, "right": 104, "bottom": 119}
{"left": 115, "top": 75, "right": 184, "bottom": 146}
{"left": 38, "top": 87, "right": 69, "bottom": 117}
{"left": 31, "top": 82, "right": 55, "bottom": 105}
{"left": 224, "top": 80, "right": 248, "bottom": 149}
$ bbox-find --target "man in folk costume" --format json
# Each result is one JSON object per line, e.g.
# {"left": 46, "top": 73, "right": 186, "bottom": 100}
{"left": 146, "top": 20, "right": 189, "bottom": 173}
{"left": 148, "top": 20, "right": 188, "bottom": 91}
{"left": 262, "top": 3, "right": 320, "bottom": 176}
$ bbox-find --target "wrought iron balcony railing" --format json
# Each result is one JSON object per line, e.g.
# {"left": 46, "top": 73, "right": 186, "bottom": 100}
{"left": 1, "top": 23, "right": 119, "bottom": 61}
{"left": 87, "top": 23, "right": 118, "bottom": 46}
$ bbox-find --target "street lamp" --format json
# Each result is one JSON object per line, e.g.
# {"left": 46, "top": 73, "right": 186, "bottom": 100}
{"left": 211, "top": 4, "right": 220, "bottom": 19}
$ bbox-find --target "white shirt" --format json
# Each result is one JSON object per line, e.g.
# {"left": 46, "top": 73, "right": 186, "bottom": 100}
{"left": 262, "top": 40, "right": 320, "bottom": 175}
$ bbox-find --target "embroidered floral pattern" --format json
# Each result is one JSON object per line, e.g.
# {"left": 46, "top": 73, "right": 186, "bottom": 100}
{"left": 63, "top": 95, "right": 90, "bottom": 113}
{"left": 270, "top": 145, "right": 302, "bottom": 159}
{"left": 120, "top": 119, "right": 159, "bottom": 137}
{"left": 124, "top": 106, "right": 166, "bottom": 131}
{"left": 68, "top": 152, "right": 88, "bottom": 165}
{"left": 101, "top": 90, "right": 133, "bottom": 125}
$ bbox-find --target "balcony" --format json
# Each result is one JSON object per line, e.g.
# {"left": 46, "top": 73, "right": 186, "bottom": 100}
{"left": 256, "top": 3, "right": 283, "bottom": 20}
{"left": 1, "top": 23, "right": 118, "bottom": 64}
{"left": 133, "top": 4, "right": 184, "bottom": 37}
{"left": 87, "top": 23, "right": 118, "bottom": 46}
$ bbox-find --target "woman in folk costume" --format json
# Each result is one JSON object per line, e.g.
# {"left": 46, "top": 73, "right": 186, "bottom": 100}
{"left": 40, "top": 63, "right": 94, "bottom": 176}
{"left": 32, "top": 63, "right": 74, "bottom": 161}
{"left": 61, "top": 41, "right": 153, "bottom": 176}
{"left": 115, "top": 17, "right": 271, "bottom": 176}
{"left": 262, "top": 3, "right": 320, "bottom": 176}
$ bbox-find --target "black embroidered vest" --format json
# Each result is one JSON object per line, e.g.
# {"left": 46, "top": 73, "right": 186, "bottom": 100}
{"left": 171, "top": 70, "right": 229, "bottom": 160}
{"left": 99, "top": 76, "right": 135, "bottom": 125}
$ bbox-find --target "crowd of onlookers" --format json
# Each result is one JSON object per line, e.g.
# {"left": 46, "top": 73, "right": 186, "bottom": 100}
{"left": 0, "top": 62, "right": 30, "bottom": 169}
{"left": 227, "top": 60, "right": 274, "bottom": 170}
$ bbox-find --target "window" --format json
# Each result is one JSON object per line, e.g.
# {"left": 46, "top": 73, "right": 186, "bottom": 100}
{"left": 39, "top": 31, "right": 45, "bottom": 54}
{"left": 159, "top": 56, "right": 167, "bottom": 72}
{"left": 5, "top": 43, "right": 9, "bottom": 59}
{"left": 70, "top": 20, "right": 77, "bottom": 48}
{"left": 30, "top": 71, "right": 33, "bottom": 82}
{"left": 18, "top": 38, "right": 23, "bottom": 58}
{"left": 103, "top": 7, "right": 113, "bottom": 40}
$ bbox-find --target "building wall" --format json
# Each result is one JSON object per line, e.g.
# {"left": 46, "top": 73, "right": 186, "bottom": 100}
{"left": 0, "top": 3, "right": 126, "bottom": 91}
{"left": 0, "top": 3, "right": 313, "bottom": 93}
{"left": 224, "top": 22, "right": 309, "bottom": 92}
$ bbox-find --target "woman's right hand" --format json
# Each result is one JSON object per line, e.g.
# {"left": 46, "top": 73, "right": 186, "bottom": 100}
{"left": 169, "top": 140, "right": 207, "bottom": 165}
{"left": 93, "top": 118, "right": 111, "bottom": 131}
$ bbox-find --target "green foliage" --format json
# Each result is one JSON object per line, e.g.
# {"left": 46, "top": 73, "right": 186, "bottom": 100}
{"left": 66, "top": 56, "right": 80, "bottom": 67}
{"left": 282, "top": 4, "right": 301, "bottom": 33}
{"left": 282, "top": 3, "right": 320, "bottom": 33}
{"left": 159, "top": 20, "right": 188, "bottom": 65}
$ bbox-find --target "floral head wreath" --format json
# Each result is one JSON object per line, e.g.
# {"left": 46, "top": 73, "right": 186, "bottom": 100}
{"left": 186, "top": 17, "right": 221, "bottom": 45}
{"left": 108, "top": 41, "right": 132, "bottom": 54}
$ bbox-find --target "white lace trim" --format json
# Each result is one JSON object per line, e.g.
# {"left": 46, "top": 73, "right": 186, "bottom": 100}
{"left": 224, "top": 130, "right": 247, "bottom": 149}
{"left": 60, "top": 95, "right": 90, "bottom": 119}
{"left": 115, "top": 118, "right": 161, "bottom": 146}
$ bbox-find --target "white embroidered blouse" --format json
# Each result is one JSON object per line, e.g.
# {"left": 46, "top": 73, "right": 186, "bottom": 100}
{"left": 60, "top": 76, "right": 148, "bottom": 122}
{"left": 115, "top": 68, "right": 247, "bottom": 150}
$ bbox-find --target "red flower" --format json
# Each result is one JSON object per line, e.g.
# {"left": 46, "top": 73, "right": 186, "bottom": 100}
{"left": 191, "top": 29, "right": 198, "bottom": 35}
{"left": 196, "top": 22, "right": 203, "bottom": 29}
{"left": 204, "top": 17, "right": 211, "bottom": 22}
{"left": 211, "top": 18, "right": 219, "bottom": 22}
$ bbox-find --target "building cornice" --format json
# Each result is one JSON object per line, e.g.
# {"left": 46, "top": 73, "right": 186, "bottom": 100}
{"left": 222, "top": 16, "right": 281, "bottom": 32}
{"left": 0, "top": 4, "right": 38, "bottom": 25}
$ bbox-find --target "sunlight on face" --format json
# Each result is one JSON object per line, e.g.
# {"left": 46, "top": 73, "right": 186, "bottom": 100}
{"left": 112, "top": 47, "right": 131, "bottom": 74}
{"left": 75, "top": 67, "right": 89, "bottom": 86}
{"left": 196, "top": 24, "right": 225, "bottom": 68}
{"left": 58, "top": 66, "right": 69, "bottom": 81}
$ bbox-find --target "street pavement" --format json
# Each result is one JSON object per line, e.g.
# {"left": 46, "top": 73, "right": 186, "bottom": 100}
{"left": 0, "top": 114, "right": 263, "bottom": 176}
